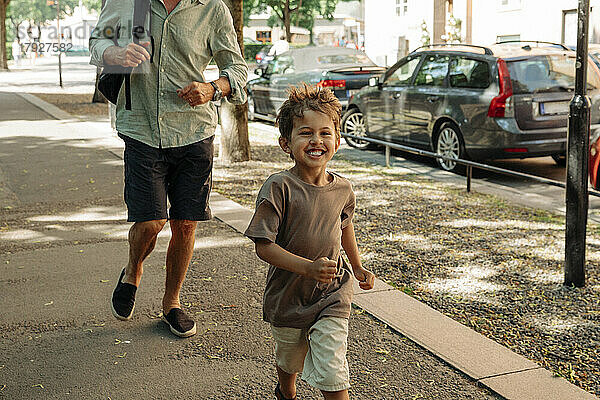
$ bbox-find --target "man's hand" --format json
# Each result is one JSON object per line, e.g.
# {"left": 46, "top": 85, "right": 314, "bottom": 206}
{"left": 177, "top": 82, "right": 215, "bottom": 107}
{"left": 353, "top": 267, "right": 375, "bottom": 290}
{"left": 104, "top": 42, "right": 151, "bottom": 67}
{"left": 307, "top": 257, "right": 338, "bottom": 283}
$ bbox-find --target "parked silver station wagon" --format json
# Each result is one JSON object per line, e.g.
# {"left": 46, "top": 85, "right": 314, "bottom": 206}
{"left": 343, "top": 42, "right": 600, "bottom": 171}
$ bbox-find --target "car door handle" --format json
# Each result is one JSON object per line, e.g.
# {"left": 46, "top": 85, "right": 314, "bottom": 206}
{"left": 427, "top": 96, "right": 440, "bottom": 103}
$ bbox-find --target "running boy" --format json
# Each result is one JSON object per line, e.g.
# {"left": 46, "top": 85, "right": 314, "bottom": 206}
{"left": 244, "top": 84, "right": 375, "bottom": 400}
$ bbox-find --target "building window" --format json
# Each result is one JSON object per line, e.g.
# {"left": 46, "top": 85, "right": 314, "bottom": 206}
{"left": 499, "top": 0, "right": 521, "bottom": 11}
{"left": 396, "top": 0, "right": 408, "bottom": 17}
{"left": 256, "top": 31, "right": 272, "bottom": 44}
{"left": 497, "top": 34, "right": 521, "bottom": 43}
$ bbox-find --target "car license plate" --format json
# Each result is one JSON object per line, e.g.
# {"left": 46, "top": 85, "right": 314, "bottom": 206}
{"left": 347, "top": 89, "right": 360, "bottom": 98}
{"left": 540, "top": 101, "right": 569, "bottom": 115}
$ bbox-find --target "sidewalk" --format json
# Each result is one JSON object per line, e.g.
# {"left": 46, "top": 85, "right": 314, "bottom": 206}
{"left": 0, "top": 92, "right": 500, "bottom": 399}
{"left": 0, "top": 91, "right": 596, "bottom": 399}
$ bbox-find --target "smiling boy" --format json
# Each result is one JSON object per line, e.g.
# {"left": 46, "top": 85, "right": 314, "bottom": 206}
{"left": 244, "top": 84, "right": 375, "bottom": 400}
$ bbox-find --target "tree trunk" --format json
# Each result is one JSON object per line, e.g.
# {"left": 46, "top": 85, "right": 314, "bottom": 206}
{"left": 220, "top": 0, "right": 250, "bottom": 163}
{"left": 284, "top": 1, "right": 291, "bottom": 42}
{"left": 0, "top": 0, "right": 9, "bottom": 70}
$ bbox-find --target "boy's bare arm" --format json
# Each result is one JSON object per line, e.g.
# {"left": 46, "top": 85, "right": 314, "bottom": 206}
{"left": 255, "top": 239, "right": 338, "bottom": 283}
{"left": 341, "top": 222, "right": 375, "bottom": 290}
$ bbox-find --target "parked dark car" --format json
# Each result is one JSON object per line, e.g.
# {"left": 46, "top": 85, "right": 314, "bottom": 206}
{"left": 247, "top": 46, "right": 385, "bottom": 122}
{"left": 343, "top": 42, "right": 600, "bottom": 172}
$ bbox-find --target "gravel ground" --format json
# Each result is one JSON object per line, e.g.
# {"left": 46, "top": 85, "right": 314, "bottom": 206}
{"left": 34, "top": 93, "right": 600, "bottom": 396}
{"left": 213, "top": 131, "right": 600, "bottom": 397}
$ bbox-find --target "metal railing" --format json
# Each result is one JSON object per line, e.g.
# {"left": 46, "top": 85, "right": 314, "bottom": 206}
{"left": 342, "top": 133, "right": 600, "bottom": 198}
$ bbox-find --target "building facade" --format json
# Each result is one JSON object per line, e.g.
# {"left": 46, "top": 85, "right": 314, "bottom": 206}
{"left": 364, "top": 0, "right": 600, "bottom": 67}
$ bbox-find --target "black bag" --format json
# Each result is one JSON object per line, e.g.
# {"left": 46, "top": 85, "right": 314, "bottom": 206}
{"left": 97, "top": 0, "right": 152, "bottom": 110}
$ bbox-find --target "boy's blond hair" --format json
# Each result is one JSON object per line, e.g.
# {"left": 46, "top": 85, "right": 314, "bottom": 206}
{"left": 276, "top": 84, "right": 342, "bottom": 141}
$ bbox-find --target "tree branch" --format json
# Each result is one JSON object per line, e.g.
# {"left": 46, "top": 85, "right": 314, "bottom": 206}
{"left": 290, "top": 0, "right": 303, "bottom": 13}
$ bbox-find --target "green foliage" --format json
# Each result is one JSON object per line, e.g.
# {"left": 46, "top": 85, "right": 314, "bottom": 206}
{"left": 420, "top": 20, "right": 430, "bottom": 47}
{"left": 444, "top": 14, "right": 462, "bottom": 44}
{"left": 7, "top": 0, "right": 80, "bottom": 37}
{"left": 244, "top": 0, "right": 353, "bottom": 42}
{"left": 244, "top": 43, "right": 266, "bottom": 61}
{"left": 81, "top": 0, "right": 102, "bottom": 12}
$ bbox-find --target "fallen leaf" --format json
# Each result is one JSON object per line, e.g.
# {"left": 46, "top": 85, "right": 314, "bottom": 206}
{"left": 100, "top": 280, "right": 109, "bottom": 283}
{"left": 117, "top": 352, "right": 127, "bottom": 358}
{"left": 32, "top": 384, "right": 44, "bottom": 389}
{"left": 44, "top": 301, "right": 53, "bottom": 306}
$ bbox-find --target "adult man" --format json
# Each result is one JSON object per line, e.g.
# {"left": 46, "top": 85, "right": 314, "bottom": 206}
{"left": 89, "top": 0, "right": 247, "bottom": 338}
{"left": 268, "top": 35, "right": 289, "bottom": 57}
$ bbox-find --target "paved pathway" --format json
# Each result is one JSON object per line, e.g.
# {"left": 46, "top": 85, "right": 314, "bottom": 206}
{"left": 0, "top": 91, "right": 499, "bottom": 398}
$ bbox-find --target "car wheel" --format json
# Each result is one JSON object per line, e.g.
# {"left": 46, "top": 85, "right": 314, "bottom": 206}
{"left": 247, "top": 94, "right": 257, "bottom": 122}
{"left": 552, "top": 154, "right": 566, "bottom": 167}
{"left": 435, "top": 122, "right": 465, "bottom": 172}
{"left": 342, "top": 109, "right": 371, "bottom": 149}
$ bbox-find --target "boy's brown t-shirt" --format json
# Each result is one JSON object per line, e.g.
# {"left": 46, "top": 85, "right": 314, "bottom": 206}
{"left": 244, "top": 170, "right": 356, "bottom": 329}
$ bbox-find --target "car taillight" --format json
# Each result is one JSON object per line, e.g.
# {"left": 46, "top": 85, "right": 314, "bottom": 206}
{"left": 256, "top": 54, "right": 262, "bottom": 61}
{"left": 488, "top": 59, "right": 514, "bottom": 118}
{"left": 317, "top": 79, "right": 346, "bottom": 89}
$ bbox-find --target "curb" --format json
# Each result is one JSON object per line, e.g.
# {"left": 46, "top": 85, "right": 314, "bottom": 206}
{"left": 15, "top": 92, "right": 74, "bottom": 120}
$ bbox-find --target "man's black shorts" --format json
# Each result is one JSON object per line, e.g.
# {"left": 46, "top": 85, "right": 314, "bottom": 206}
{"left": 119, "top": 133, "right": 213, "bottom": 222}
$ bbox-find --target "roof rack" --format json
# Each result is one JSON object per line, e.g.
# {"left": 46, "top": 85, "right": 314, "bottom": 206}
{"left": 495, "top": 40, "right": 570, "bottom": 51}
{"left": 410, "top": 43, "right": 494, "bottom": 56}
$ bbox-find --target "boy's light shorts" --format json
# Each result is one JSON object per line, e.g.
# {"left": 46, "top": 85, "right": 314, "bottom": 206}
{"left": 270, "top": 316, "right": 350, "bottom": 392}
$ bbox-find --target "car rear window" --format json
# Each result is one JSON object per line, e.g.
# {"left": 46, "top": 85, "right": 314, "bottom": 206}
{"left": 317, "top": 54, "right": 372, "bottom": 65}
{"left": 449, "top": 57, "right": 490, "bottom": 88}
{"left": 507, "top": 55, "right": 600, "bottom": 94}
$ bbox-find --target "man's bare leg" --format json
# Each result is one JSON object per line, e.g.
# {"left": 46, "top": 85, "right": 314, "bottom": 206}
{"left": 322, "top": 390, "right": 349, "bottom": 400}
{"left": 123, "top": 219, "right": 167, "bottom": 287}
{"left": 276, "top": 364, "right": 297, "bottom": 399}
{"left": 162, "top": 219, "right": 197, "bottom": 314}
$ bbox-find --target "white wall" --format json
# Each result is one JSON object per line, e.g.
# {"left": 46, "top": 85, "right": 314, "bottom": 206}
{"left": 472, "top": 0, "right": 600, "bottom": 46}
{"left": 364, "top": 0, "right": 472, "bottom": 67}
{"left": 364, "top": 0, "right": 435, "bottom": 66}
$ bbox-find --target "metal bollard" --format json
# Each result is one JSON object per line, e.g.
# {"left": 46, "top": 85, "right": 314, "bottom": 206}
{"left": 385, "top": 145, "right": 390, "bottom": 167}
{"left": 466, "top": 165, "right": 472, "bottom": 192}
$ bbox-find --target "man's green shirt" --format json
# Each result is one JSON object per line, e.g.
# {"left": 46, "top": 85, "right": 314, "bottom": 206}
{"left": 90, "top": 0, "right": 248, "bottom": 148}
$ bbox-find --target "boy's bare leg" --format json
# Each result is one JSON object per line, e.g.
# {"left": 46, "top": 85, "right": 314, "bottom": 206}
{"left": 162, "top": 219, "right": 197, "bottom": 314}
{"left": 276, "top": 364, "right": 297, "bottom": 399}
{"left": 322, "top": 390, "right": 349, "bottom": 400}
{"left": 124, "top": 219, "right": 167, "bottom": 286}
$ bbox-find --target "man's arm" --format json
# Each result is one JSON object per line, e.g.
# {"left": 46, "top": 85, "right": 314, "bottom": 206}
{"left": 208, "top": 2, "right": 248, "bottom": 105}
{"left": 103, "top": 42, "right": 151, "bottom": 67}
{"left": 341, "top": 222, "right": 375, "bottom": 290}
{"left": 255, "top": 239, "right": 338, "bottom": 284}
{"left": 177, "top": 76, "right": 230, "bottom": 107}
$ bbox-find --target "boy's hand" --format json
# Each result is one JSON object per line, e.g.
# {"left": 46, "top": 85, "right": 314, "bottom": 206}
{"left": 308, "top": 257, "right": 338, "bottom": 283}
{"left": 353, "top": 267, "right": 375, "bottom": 290}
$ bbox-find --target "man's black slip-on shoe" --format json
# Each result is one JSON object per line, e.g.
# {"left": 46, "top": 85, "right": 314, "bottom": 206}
{"left": 162, "top": 308, "right": 196, "bottom": 338}
{"left": 111, "top": 268, "right": 137, "bottom": 321}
